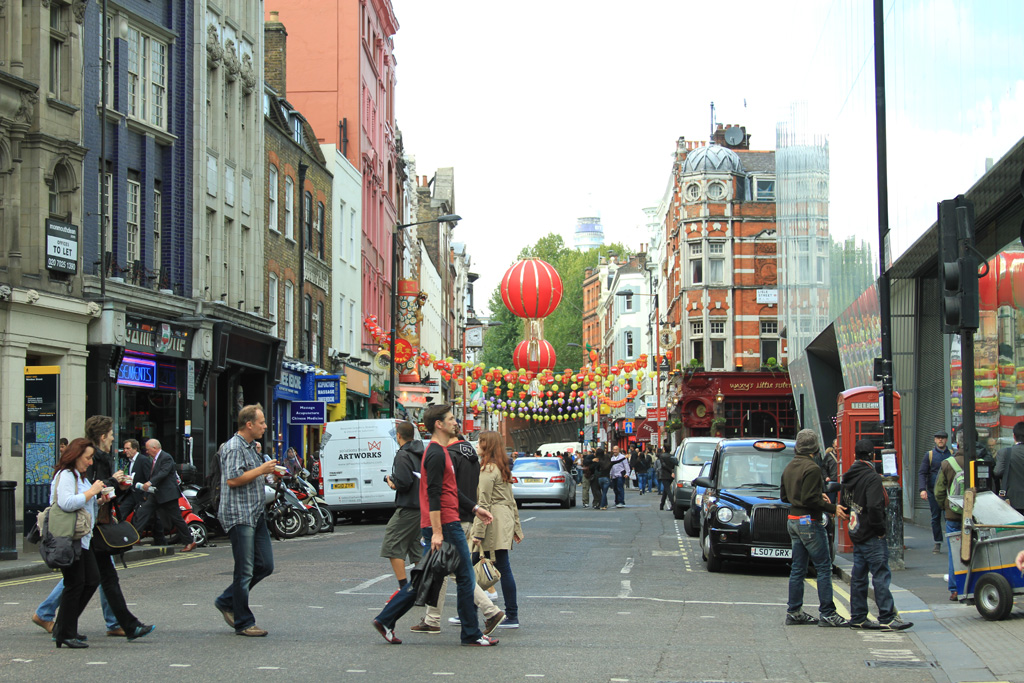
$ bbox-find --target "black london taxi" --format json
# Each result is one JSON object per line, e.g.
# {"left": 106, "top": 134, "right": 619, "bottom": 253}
{"left": 692, "top": 438, "right": 836, "bottom": 572}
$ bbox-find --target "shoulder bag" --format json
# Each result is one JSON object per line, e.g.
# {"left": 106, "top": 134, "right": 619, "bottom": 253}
{"left": 41, "top": 471, "right": 93, "bottom": 540}
{"left": 474, "top": 552, "right": 501, "bottom": 590}
{"left": 91, "top": 503, "right": 140, "bottom": 554}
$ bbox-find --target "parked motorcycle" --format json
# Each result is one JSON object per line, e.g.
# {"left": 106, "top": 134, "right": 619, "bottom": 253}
{"left": 287, "top": 469, "right": 334, "bottom": 534}
{"left": 126, "top": 493, "right": 208, "bottom": 548}
{"left": 188, "top": 485, "right": 226, "bottom": 540}
{"left": 266, "top": 478, "right": 308, "bottom": 539}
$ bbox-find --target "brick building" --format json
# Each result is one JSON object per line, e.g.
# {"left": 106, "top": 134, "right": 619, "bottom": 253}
{"left": 662, "top": 125, "right": 794, "bottom": 438}
{"left": 264, "top": 13, "right": 335, "bottom": 460}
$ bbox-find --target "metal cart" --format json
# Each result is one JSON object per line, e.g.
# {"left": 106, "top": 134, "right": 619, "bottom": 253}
{"left": 952, "top": 490, "right": 1024, "bottom": 620}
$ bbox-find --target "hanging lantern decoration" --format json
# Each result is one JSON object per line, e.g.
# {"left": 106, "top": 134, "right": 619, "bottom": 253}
{"left": 513, "top": 339, "right": 557, "bottom": 373}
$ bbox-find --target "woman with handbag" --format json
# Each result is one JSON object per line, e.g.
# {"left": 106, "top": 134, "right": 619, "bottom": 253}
{"left": 51, "top": 438, "right": 154, "bottom": 649}
{"left": 470, "top": 432, "right": 523, "bottom": 629}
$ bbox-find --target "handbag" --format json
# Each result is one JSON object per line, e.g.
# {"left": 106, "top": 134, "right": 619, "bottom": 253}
{"left": 474, "top": 553, "right": 501, "bottom": 590}
{"left": 41, "top": 471, "right": 92, "bottom": 540}
{"left": 92, "top": 521, "right": 140, "bottom": 553}
{"left": 37, "top": 507, "right": 80, "bottom": 569}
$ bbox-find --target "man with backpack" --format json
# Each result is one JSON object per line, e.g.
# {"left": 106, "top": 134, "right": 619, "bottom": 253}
{"left": 841, "top": 439, "right": 912, "bottom": 630}
{"left": 918, "top": 430, "right": 951, "bottom": 554}
{"left": 934, "top": 444, "right": 965, "bottom": 601}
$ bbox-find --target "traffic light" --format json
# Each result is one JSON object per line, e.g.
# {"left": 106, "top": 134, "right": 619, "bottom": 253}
{"left": 937, "top": 196, "right": 979, "bottom": 333}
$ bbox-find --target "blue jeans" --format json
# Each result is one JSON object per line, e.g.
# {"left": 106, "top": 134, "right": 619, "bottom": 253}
{"left": 850, "top": 536, "right": 896, "bottom": 623}
{"left": 786, "top": 517, "right": 836, "bottom": 617}
{"left": 38, "top": 579, "right": 118, "bottom": 630}
{"left": 639, "top": 472, "right": 652, "bottom": 493}
{"left": 216, "top": 514, "right": 274, "bottom": 632}
{"left": 598, "top": 477, "right": 610, "bottom": 508}
{"left": 946, "top": 519, "right": 962, "bottom": 593}
{"left": 612, "top": 477, "right": 625, "bottom": 505}
{"left": 492, "top": 548, "right": 517, "bottom": 620}
{"left": 374, "top": 522, "right": 482, "bottom": 643}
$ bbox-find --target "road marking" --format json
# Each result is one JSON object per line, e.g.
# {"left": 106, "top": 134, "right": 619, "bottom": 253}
{"left": 617, "top": 611, "right": 631, "bottom": 615}
{"left": 87, "top": 662, "right": 108, "bottom": 665}
{"left": 256, "top": 666, "right": 280, "bottom": 670}
{"left": 829, "top": 581, "right": 876, "bottom": 622}
{"left": 526, "top": 675, "right": 545, "bottom": 678}
{"left": 346, "top": 670, "right": 367, "bottom": 674}
{"left": 170, "top": 664, "right": 191, "bottom": 668}
{"left": 309, "top": 606, "right": 325, "bottom": 609}
{"left": 4, "top": 602, "right": 19, "bottom": 605}
{"left": 610, "top": 679, "right": 630, "bottom": 682}
{"left": 432, "top": 673, "right": 455, "bottom": 676}
{"left": 651, "top": 550, "right": 682, "bottom": 556}
{"left": 700, "top": 615, "right": 716, "bottom": 619}
{"left": 618, "top": 580, "right": 632, "bottom": 598}
{"left": 673, "top": 520, "right": 693, "bottom": 572}
{"left": 620, "top": 557, "right": 634, "bottom": 574}
{"left": 11, "top": 659, "right": 33, "bottom": 663}
{"left": 182, "top": 603, "right": 197, "bottom": 606}
{"left": 522, "top": 517, "right": 536, "bottom": 523}
{"left": 337, "top": 572, "right": 393, "bottom": 594}
{"left": 900, "top": 609, "right": 932, "bottom": 614}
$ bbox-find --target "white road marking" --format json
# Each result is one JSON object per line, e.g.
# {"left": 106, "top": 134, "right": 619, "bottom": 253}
{"left": 182, "top": 603, "right": 197, "bottom": 606}
{"left": 618, "top": 580, "right": 632, "bottom": 598}
{"left": 338, "top": 573, "right": 393, "bottom": 594}
{"left": 308, "top": 606, "right": 325, "bottom": 609}
{"left": 525, "top": 675, "right": 545, "bottom": 678}
{"left": 559, "top": 610, "right": 574, "bottom": 614}
{"left": 11, "top": 659, "right": 33, "bottom": 663}
{"left": 170, "top": 664, "right": 191, "bottom": 668}
{"left": 346, "top": 670, "right": 367, "bottom": 674}
{"left": 620, "top": 557, "right": 634, "bottom": 574}
{"left": 651, "top": 550, "right": 682, "bottom": 556}
{"left": 432, "top": 673, "right": 455, "bottom": 676}
{"left": 700, "top": 615, "right": 716, "bottom": 619}
{"left": 256, "top": 667, "right": 281, "bottom": 670}
{"left": 617, "top": 611, "right": 631, "bottom": 615}
{"left": 522, "top": 517, "right": 536, "bottom": 523}
{"left": 4, "top": 602, "right": 19, "bottom": 605}
{"left": 610, "top": 679, "right": 630, "bottom": 682}
{"left": 87, "top": 662, "right": 108, "bottom": 665}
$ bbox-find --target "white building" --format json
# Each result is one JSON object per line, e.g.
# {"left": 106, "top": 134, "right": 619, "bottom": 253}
{"left": 418, "top": 240, "right": 445, "bottom": 406}
{"left": 601, "top": 260, "right": 654, "bottom": 441}
{"left": 321, "top": 144, "right": 362, "bottom": 359}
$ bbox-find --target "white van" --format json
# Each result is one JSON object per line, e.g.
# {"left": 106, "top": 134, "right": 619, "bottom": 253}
{"left": 537, "top": 442, "right": 581, "bottom": 457}
{"left": 318, "top": 419, "right": 400, "bottom": 514}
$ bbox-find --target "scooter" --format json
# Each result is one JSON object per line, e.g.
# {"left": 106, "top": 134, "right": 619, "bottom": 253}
{"left": 126, "top": 492, "right": 208, "bottom": 548}
{"left": 266, "top": 478, "right": 308, "bottom": 539}
{"left": 287, "top": 469, "right": 334, "bottom": 534}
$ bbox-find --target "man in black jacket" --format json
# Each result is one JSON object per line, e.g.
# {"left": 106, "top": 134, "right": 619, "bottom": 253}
{"left": 118, "top": 439, "right": 151, "bottom": 521}
{"left": 780, "top": 429, "right": 848, "bottom": 627}
{"left": 133, "top": 439, "right": 196, "bottom": 551}
{"left": 381, "top": 422, "right": 424, "bottom": 589}
{"left": 995, "top": 421, "right": 1024, "bottom": 513}
{"left": 842, "top": 439, "right": 912, "bottom": 631}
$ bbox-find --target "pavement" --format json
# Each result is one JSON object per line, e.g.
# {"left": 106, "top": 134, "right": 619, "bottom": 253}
{"left": 832, "top": 521, "right": 1024, "bottom": 683}
{"left": 0, "top": 536, "right": 177, "bottom": 582}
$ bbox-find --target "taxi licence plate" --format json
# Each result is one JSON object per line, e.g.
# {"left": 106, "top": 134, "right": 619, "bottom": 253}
{"left": 521, "top": 478, "right": 544, "bottom": 483}
{"left": 332, "top": 482, "right": 356, "bottom": 490}
{"left": 750, "top": 547, "right": 791, "bottom": 558}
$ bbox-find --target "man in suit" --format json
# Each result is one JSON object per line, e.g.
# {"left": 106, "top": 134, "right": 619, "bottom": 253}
{"left": 118, "top": 439, "right": 151, "bottom": 521}
{"left": 132, "top": 439, "right": 196, "bottom": 551}
{"left": 995, "top": 421, "right": 1024, "bottom": 514}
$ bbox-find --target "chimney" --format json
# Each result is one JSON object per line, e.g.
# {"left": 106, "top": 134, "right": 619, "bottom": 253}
{"left": 265, "top": 11, "right": 288, "bottom": 98}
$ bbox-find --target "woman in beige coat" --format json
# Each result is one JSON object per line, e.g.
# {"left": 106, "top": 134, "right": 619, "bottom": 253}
{"left": 470, "top": 431, "right": 523, "bottom": 628}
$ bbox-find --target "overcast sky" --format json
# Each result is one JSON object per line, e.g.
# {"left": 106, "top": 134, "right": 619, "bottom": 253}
{"left": 390, "top": 1, "right": 837, "bottom": 312}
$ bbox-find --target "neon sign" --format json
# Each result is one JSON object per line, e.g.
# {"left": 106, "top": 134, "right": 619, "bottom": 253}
{"left": 117, "top": 356, "right": 157, "bottom": 388}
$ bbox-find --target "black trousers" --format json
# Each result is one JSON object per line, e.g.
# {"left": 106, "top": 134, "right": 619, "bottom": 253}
{"left": 55, "top": 548, "right": 141, "bottom": 639}
{"left": 133, "top": 496, "right": 190, "bottom": 544}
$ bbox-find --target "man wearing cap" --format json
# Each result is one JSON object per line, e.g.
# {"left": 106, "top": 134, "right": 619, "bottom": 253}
{"left": 781, "top": 429, "right": 849, "bottom": 627}
{"left": 918, "top": 431, "right": 951, "bottom": 554}
{"left": 841, "top": 438, "right": 913, "bottom": 630}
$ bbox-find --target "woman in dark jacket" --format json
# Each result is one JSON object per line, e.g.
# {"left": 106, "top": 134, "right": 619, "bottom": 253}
{"left": 658, "top": 449, "right": 678, "bottom": 511}
{"left": 595, "top": 448, "right": 613, "bottom": 510}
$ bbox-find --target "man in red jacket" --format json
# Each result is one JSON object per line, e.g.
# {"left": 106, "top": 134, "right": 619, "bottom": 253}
{"left": 372, "top": 405, "right": 496, "bottom": 646}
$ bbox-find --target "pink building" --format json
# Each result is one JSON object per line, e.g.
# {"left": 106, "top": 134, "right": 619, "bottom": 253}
{"left": 266, "top": 1, "right": 399, "bottom": 358}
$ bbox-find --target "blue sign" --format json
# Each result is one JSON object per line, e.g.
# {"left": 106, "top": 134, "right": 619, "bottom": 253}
{"left": 275, "top": 369, "right": 306, "bottom": 401}
{"left": 624, "top": 421, "right": 634, "bottom": 435}
{"left": 314, "top": 376, "right": 341, "bottom": 403}
{"left": 118, "top": 356, "right": 157, "bottom": 388}
{"left": 289, "top": 401, "right": 326, "bottom": 425}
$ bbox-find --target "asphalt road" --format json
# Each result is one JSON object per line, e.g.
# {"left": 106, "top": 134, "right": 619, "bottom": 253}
{"left": 0, "top": 490, "right": 938, "bottom": 683}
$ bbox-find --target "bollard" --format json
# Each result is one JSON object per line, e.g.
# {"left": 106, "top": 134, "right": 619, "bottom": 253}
{"left": 0, "top": 481, "right": 17, "bottom": 560}
{"left": 883, "top": 481, "right": 904, "bottom": 570}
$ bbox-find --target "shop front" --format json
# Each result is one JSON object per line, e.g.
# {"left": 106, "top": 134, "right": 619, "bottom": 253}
{"left": 676, "top": 371, "right": 797, "bottom": 439}
{"left": 344, "top": 364, "right": 370, "bottom": 419}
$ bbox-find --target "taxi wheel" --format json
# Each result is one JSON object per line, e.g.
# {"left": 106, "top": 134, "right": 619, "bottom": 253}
{"left": 975, "top": 573, "right": 1013, "bottom": 621}
{"left": 702, "top": 532, "right": 722, "bottom": 572}
{"left": 683, "top": 507, "right": 699, "bottom": 537}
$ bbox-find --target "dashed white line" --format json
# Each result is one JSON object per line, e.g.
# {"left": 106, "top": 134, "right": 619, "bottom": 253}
{"left": 525, "top": 675, "right": 545, "bottom": 678}
{"left": 11, "top": 659, "right": 33, "bottom": 663}
{"left": 308, "top": 605, "right": 324, "bottom": 609}
{"left": 338, "top": 573, "right": 393, "bottom": 594}
{"left": 559, "top": 610, "right": 574, "bottom": 614}
{"left": 617, "top": 611, "right": 631, "bottom": 615}
{"left": 182, "top": 603, "right": 197, "bottom": 606}
{"left": 170, "top": 664, "right": 191, "bottom": 668}
{"left": 432, "top": 673, "right": 455, "bottom": 676}
{"left": 4, "top": 602, "right": 19, "bottom": 605}
{"left": 346, "top": 670, "right": 367, "bottom": 674}
{"left": 256, "top": 666, "right": 281, "bottom": 670}
{"left": 618, "top": 580, "right": 632, "bottom": 598}
{"left": 620, "top": 557, "right": 634, "bottom": 574}
{"left": 87, "top": 662, "right": 108, "bottom": 665}
{"left": 522, "top": 516, "right": 536, "bottom": 523}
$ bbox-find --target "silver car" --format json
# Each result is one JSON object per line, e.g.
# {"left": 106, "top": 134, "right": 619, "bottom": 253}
{"left": 671, "top": 437, "right": 720, "bottom": 519}
{"left": 511, "top": 457, "right": 577, "bottom": 509}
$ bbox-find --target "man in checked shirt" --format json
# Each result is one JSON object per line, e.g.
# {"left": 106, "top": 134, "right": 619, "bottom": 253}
{"left": 214, "top": 404, "right": 280, "bottom": 637}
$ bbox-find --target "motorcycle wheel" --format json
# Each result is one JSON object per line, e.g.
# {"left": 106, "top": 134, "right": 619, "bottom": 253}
{"left": 270, "top": 507, "right": 306, "bottom": 539}
{"left": 318, "top": 508, "right": 335, "bottom": 533}
{"left": 303, "top": 508, "right": 321, "bottom": 535}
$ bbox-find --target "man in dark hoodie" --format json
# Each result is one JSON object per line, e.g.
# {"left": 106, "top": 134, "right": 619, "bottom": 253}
{"left": 381, "top": 421, "right": 425, "bottom": 590}
{"left": 842, "top": 439, "right": 913, "bottom": 631}
{"left": 780, "top": 429, "right": 849, "bottom": 627}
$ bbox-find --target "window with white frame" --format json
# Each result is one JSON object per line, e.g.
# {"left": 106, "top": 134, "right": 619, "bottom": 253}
{"left": 268, "top": 273, "right": 279, "bottom": 337}
{"left": 153, "top": 188, "right": 162, "bottom": 275}
{"left": 708, "top": 242, "right": 724, "bottom": 255}
{"left": 126, "top": 27, "right": 169, "bottom": 129}
{"left": 710, "top": 339, "right": 725, "bottom": 370}
{"left": 692, "top": 339, "right": 704, "bottom": 365}
{"left": 816, "top": 239, "right": 827, "bottom": 284}
{"left": 622, "top": 292, "right": 634, "bottom": 312}
{"left": 126, "top": 178, "right": 141, "bottom": 264}
{"left": 99, "top": 15, "right": 113, "bottom": 107}
{"left": 709, "top": 257, "right": 724, "bottom": 284}
{"left": 691, "top": 321, "right": 704, "bottom": 336}
{"left": 292, "top": 116, "right": 302, "bottom": 144}
{"left": 49, "top": 3, "right": 70, "bottom": 99}
{"left": 348, "top": 301, "right": 356, "bottom": 353}
{"left": 268, "top": 165, "right": 279, "bottom": 232}
{"left": 760, "top": 320, "right": 778, "bottom": 335}
{"left": 761, "top": 337, "right": 779, "bottom": 366}
{"left": 797, "top": 237, "right": 809, "bottom": 276}
{"left": 315, "top": 302, "right": 324, "bottom": 366}
{"left": 206, "top": 154, "right": 217, "bottom": 196}
{"left": 624, "top": 330, "right": 634, "bottom": 357}
{"left": 99, "top": 172, "right": 112, "bottom": 258}
{"left": 303, "top": 295, "right": 312, "bottom": 359}
{"left": 710, "top": 321, "right": 725, "bottom": 336}
{"left": 284, "top": 176, "right": 294, "bottom": 240}
{"left": 691, "top": 255, "right": 703, "bottom": 285}
{"left": 689, "top": 241, "right": 703, "bottom": 256}
{"left": 349, "top": 208, "right": 357, "bottom": 262}
{"left": 756, "top": 178, "right": 775, "bottom": 201}
{"left": 317, "top": 202, "right": 325, "bottom": 258}
{"left": 338, "top": 295, "right": 345, "bottom": 351}
{"left": 284, "top": 281, "right": 294, "bottom": 356}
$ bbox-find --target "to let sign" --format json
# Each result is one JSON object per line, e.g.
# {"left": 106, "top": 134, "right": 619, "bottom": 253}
{"left": 45, "top": 219, "right": 78, "bottom": 274}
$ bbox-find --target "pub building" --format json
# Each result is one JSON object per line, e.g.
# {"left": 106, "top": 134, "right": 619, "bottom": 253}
{"left": 675, "top": 371, "right": 797, "bottom": 439}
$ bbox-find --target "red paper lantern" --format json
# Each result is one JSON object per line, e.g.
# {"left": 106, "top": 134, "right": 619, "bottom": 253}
{"left": 500, "top": 259, "right": 563, "bottom": 319}
{"left": 513, "top": 339, "right": 557, "bottom": 373}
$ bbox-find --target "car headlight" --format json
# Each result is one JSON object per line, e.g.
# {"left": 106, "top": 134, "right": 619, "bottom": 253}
{"left": 716, "top": 506, "right": 748, "bottom": 525}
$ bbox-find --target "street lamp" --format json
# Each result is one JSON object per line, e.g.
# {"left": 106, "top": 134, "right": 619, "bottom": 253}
{"left": 390, "top": 214, "right": 461, "bottom": 419}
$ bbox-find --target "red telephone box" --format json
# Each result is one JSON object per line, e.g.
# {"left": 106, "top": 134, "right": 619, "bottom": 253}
{"left": 834, "top": 387, "right": 902, "bottom": 552}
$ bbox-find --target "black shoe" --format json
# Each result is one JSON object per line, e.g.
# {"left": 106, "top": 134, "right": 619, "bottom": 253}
{"left": 879, "top": 616, "right": 913, "bottom": 631}
{"left": 126, "top": 624, "right": 155, "bottom": 641}
{"left": 55, "top": 638, "right": 88, "bottom": 649}
{"left": 818, "top": 613, "right": 850, "bottom": 627}
{"left": 785, "top": 611, "right": 818, "bottom": 625}
{"left": 849, "top": 619, "right": 884, "bottom": 630}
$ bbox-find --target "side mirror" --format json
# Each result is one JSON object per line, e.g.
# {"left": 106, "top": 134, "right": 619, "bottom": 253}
{"left": 693, "top": 476, "right": 713, "bottom": 489}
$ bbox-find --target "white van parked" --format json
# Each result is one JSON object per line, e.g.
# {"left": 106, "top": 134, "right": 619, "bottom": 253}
{"left": 318, "top": 419, "right": 400, "bottom": 515}
{"left": 537, "top": 442, "right": 581, "bottom": 456}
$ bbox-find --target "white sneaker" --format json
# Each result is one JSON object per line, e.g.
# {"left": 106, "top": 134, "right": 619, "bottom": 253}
{"left": 486, "top": 589, "right": 498, "bottom": 599}
{"left": 448, "top": 616, "right": 461, "bottom": 624}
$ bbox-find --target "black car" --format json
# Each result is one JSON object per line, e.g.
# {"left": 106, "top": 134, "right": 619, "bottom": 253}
{"left": 693, "top": 438, "right": 836, "bottom": 572}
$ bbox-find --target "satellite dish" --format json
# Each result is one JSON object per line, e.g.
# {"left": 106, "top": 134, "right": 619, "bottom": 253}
{"left": 724, "top": 126, "right": 744, "bottom": 147}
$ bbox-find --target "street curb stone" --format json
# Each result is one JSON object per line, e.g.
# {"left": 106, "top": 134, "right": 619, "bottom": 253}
{"left": 0, "top": 546, "right": 176, "bottom": 582}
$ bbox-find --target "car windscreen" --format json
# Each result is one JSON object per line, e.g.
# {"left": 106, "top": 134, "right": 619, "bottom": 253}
{"left": 718, "top": 449, "right": 795, "bottom": 489}
{"left": 681, "top": 441, "right": 718, "bottom": 465}
{"left": 512, "top": 459, "right": 562, "bottom": 472}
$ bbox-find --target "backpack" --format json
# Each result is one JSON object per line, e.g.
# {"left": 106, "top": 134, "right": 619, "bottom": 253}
{"left": 945, "top": 456, "right": 965, "bottom": 515}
